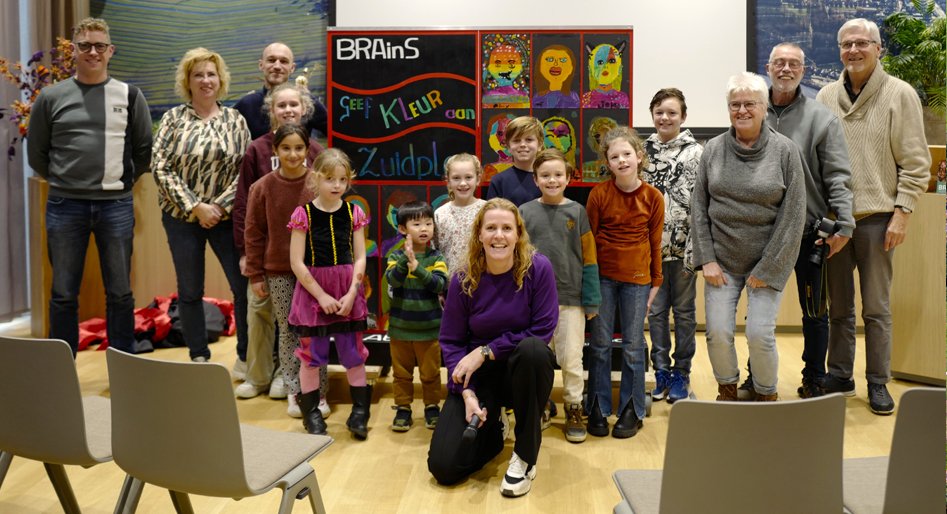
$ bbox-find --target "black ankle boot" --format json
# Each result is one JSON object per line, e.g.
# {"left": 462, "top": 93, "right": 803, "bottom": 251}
{"left": 612, "top": 402, "right": 643, "bottom": 439}
{"left": 297, "top": 390, "right": 327, "bottom": 435}
{"left": 347, "top": 384, "right": 372, "bottom": 440}
{"left": 586, "top": 395, "right": 609, "bottom": 437}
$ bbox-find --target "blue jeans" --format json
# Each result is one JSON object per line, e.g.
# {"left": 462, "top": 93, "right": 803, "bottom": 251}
{"left": 161, "top": 212, "right": 247, "bottom": 360}
{"left": 794, "top": 233, "right": 829, "bottom": 380}
{"left": 648, "top": 260, "right": 697, "bottom": 374}
{"left": 586, "top": 277, "right": 648, "bottom": 420}
{"left": 46, "top": 196, "right": 136, "bottom": 355}
{"left": 705, "top": 271, "right": 783, "bottom": 396}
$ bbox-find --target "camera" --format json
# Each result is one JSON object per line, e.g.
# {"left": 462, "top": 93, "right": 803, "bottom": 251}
{"left": 808, "top": 217, "right": 839, "bottom": 266}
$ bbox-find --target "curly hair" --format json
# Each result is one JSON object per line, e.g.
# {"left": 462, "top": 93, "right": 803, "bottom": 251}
{"left": 306, "top": 148, "right": 355, "bottom": 195}
{"left": 460, "top": 198, "right": 535, "bottom": 296}
{"left": 263, "top": 82, "right": 315, "bottom": 129}
{"left": 174, "top": 47, "right": 231, "bottom": 101}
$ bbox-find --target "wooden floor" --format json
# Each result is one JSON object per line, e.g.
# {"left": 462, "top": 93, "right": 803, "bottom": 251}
{"left": 0, "top": 331, "right": 920, "bottom": 513}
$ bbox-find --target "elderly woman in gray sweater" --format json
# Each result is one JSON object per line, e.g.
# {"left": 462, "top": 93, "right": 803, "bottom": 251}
{"left": 691, "top": 72, "right": 805, "bottom": 402}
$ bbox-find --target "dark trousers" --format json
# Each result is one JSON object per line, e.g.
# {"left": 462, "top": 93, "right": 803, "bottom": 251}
{"left": 161, "top": 212, "right": 248, "bottom": 361}
{"left": 428, "top": 338, "right": 554, "bottom": 485}
{"left": 794, "top": 233, "right": 830, "bottom": 379}
{"left": 46, "top": 196, "right": 135, "bottom": 354}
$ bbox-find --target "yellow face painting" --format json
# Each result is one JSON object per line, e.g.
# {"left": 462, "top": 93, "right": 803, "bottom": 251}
{"left": 487, "top": 44, "right": 523, "bottom": 86}
{"left": 589, "top": 43, "right": 622, "bottom": 88}
{"left": 539, "top": 48, "right": 574, "bottom": 90}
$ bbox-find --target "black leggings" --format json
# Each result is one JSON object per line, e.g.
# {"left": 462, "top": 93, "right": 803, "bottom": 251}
{"left": 428, "top": 338, "right": 555, "bottom": 485}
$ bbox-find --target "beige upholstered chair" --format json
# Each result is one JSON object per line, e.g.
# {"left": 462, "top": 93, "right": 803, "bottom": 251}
{"left": 106, "top": 348, "right": 333, "bottom": 513}
{"left": 0, "top": 336, "right": 112, "bottom": 513}
{"left": 842, "top": 387, "right": 945, "bottom": 514}
{"left": 612, "top": 394, "right": 846, "bottom": 514}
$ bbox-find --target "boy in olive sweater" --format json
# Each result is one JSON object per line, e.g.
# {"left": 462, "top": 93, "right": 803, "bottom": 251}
{"left": 386, "top": 201, "right": 449, "bottom": 431}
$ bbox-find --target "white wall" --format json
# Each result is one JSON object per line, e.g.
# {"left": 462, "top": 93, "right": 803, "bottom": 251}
{"left": 335, "top": 0, "right": 747, "bottom": 128}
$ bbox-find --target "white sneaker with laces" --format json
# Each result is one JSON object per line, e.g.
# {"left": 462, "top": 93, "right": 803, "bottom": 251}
{"left": 269, "top": 376, "right": 287, "bottom": 399}
{"left": 231, "top": 358, "right": 247, "bottom": 381}
{"left": 287, "top": 394, "right": 302, "bottom": 418}
{"left": 318, "top": 397, "right": 331, "bottom": 418}
{"left": 500, "top": 452, "right": 536, "bottom": 497}
{"left": 234, "top": 381, "right": 268, "bottom": 399}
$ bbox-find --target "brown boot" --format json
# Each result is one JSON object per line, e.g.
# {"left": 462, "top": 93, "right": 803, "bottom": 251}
{"left": 716, "top": 383, "right": 738, "bottom": 401}
{"left": 755, "top": 393, "right": 778, "bottom": 402}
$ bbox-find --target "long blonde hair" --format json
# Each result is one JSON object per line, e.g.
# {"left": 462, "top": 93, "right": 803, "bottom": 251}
{"left": 460, "top": 198, "right": 535, "bottom": 296}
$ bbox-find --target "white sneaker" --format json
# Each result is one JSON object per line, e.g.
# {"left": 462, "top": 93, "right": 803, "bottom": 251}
{"left": 269, "top": 376, "right": 287, "bottom": 399}
{"left": 500, "top": 452, "right": 536, "bottom": 497}
{"left": 287, "top": 394, "right": 302, "bottom": 418}
{"left": 231, "top": 358, "right": 247, "bottom": 381}
{"left": 234, "top": 382, "right": 268, "bottom": 399}
{"left": 318, "top": 397, "right": 331, "bottom": 418}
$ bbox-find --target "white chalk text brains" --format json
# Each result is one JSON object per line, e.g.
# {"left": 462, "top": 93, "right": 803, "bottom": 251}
{"left": 336, "top": 37, "right": 421, "bottom": 61}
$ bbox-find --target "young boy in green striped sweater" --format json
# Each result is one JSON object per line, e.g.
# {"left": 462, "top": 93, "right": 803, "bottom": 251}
{"left": 386, "top": 201, "right": 450, "bottom": 431}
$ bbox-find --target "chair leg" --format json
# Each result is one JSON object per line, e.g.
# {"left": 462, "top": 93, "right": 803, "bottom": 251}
{"left": 278, "top": 471, "right": 326, "bottom": 514}
{"left": 113, "top": 475, "right": 144, "bottom": 514}
{"left": 168, "top": 490, "right": 194, "bottom": 514}
{"left": 304, "top": 473, "right": 327, "bottom": 514}
{"left": 43, "top": 463, "right": 80, "bottom": 514}
{"left": 0, "top": 451, "right": 12, "bottom": 491}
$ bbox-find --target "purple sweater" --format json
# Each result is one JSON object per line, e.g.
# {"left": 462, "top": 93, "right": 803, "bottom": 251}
{"left": 439, "top": 253, "right": 559, "bottom": 394}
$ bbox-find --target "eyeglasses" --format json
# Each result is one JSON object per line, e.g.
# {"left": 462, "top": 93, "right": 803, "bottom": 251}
{"left": 770, "top": 59, "right": 803, "bottom": 70}
{"left": 838, "top": 39, "right": 876, "bottom": 50}
{"left": 75, "top": 42, "right": 111, "bottom": 54}
{"left": 728, "top": 101, "right": 759, "bottom": 112}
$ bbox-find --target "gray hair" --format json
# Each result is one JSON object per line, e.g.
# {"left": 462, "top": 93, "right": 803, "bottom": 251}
{"left": 769, "top": 42, "right": 806, "bottom": 63}
{"left": 838, "top": 18, "right": 881, "bottom": 44}
{"left": 726, "top": 72, "right": 768, "bottom": 105}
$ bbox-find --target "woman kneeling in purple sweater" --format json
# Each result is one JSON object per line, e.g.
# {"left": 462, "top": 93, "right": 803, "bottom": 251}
{"left": 427, "top": 198, "right": 558, "bottom": 498}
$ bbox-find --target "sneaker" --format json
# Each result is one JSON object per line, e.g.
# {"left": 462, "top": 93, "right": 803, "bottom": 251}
{"left": 563, "top": 403, "right": 587, "bottom": 443}
{"left": 268, "top": 376, "right": 287, "bottom": 399}
{"left": 823, "top": 374, "right": 856, "bottom": 397}
{"left": 391, "top": 406, "right": 413, "bottom": 432}
{"left": 424, "top": 404, "right": 440, "bottom": 429}
{"left": 287, "top": 394, "right": 302, "bottom": 418}
{"left": 500, "top": 452, "right": 536, "bottom": 497}
{"left": 191, "top": 356, "right": 208, "bottom": 363}
{"left": 797, "top": 374, "right": 825, "bottom": 399}
{"left": 667, "top": 370, "right": 690, "bottom": 403}
{"left": 501, "top": 408, "right": 514, "bottom": 441}
{"left": 231, "top": 358, "right": 247, "bottom": 381}
{"left": 319, "top": 398, "right": 331, "bottom": 418}
{"left": 541, "top": 399, "right": 557, "bottom": 430}
{"left": 235, "top": 381, "right": 268, "bottom": 399}
{"left": 652, "top": 369, "right": 670, "bottom": 401}
{"left": 867, "top": 383, "right": 895, "bottom": 415}
{"left": 737, "top": 375, "right": 756, "bottom": 401}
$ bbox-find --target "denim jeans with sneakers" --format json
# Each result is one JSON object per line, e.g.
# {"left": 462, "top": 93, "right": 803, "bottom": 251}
{"left": 587, "top": 277, "right": 649, "bottom": 421}
{"left": 648, "top": 260, "right": 696, "bottom": 374}
{"left": 46, "top": 196, "right": 136, "bottom": 354}
{"left": 705, "top": 271, "right": 783, "bottom": 396}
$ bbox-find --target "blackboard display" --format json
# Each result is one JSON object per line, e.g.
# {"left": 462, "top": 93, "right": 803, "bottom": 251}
{"left": 329, "top": 32, "right": 478, "bottom": 181}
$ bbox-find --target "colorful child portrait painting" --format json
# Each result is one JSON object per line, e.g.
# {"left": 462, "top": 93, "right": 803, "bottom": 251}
{"left": 542, "top": 116, "right": 579, "bottom": 177}
{"left": 532, "top": 44, "right": 580, "bottom": 109}
{"left": 581, "top": 41, "right": 629, "bottom": 109}
{"left": 482, "top": 34, "right": 530, "bottom": 108}
{"left": 482, "top": 111, "right": 517, "bottom": 181}
{"left": 582, "top": 115, "right": 618, "bottom": 182}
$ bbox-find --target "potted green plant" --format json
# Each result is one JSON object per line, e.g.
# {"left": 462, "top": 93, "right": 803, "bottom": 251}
{"left": 882, "top": 0, "right": 946, "bottom": 145}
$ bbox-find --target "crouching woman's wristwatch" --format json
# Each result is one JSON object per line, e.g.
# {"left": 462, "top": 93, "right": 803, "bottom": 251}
{"left": 480, "top": 345, "right": 492, "bottom": 360}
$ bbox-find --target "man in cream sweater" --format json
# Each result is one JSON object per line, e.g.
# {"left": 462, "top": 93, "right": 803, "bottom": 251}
{"left": 816, "top": 18, "right": 930, "bottom": 415}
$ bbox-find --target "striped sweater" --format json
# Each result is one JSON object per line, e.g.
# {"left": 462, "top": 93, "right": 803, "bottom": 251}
{"left": 385, "top": 247, "right": 449, "bottom": 341}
